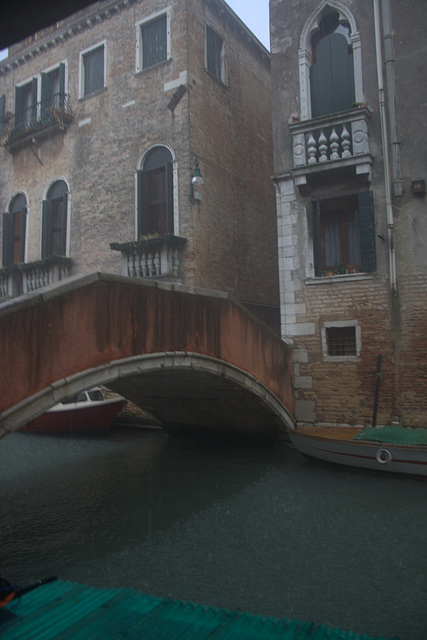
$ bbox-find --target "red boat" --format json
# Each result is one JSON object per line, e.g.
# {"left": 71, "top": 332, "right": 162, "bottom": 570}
{"left": 19, "top": 388, "right": 126, "bottom": 434}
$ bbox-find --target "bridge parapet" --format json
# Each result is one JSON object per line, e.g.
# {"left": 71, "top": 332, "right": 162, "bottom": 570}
{"left": 0, "top": 273, "right": 294, "bottom": 438}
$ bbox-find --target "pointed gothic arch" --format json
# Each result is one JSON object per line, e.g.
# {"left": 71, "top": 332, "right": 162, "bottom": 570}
{"left": 298, "top": 1, "right": 363, "bottom": 120}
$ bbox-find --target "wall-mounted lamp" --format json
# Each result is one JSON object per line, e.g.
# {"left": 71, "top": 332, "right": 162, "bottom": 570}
{"left": 411, "top": 179, "right": 425, "bottom": 196}
{"left": 191, "top": 160, "right": 204, "bottom": 202}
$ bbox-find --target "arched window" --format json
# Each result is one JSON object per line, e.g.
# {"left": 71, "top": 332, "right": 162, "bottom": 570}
{"left": 137, "top": 147, "right": 173, "bottom": 237}
{"left": 2, "top": 193, "right": 27, "bottom": 266}
{"left": 310, "top": 12, "right": 355, "bottom": 117}
{"left": 298, "top": 1, "right": 362, "bottom": 121}
{"left": 42, "top": 180, "right": 68, "bottom": 257}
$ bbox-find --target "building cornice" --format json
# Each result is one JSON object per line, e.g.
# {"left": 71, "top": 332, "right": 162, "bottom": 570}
{"left": 0, "top": 0, "right": 139, "bottom": 76}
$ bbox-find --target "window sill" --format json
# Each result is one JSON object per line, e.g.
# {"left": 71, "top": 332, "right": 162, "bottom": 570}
{"left": 306, "top": 272, "right": 374, "bottom": 285}
{"left": 204, "top": 68, "right": 228, "bottom": 89}
{"left": 78, "top": 86, "right": 108, "bottom": 102}
{"left": 135, "top": 58, "right": 172, "bottom": 76}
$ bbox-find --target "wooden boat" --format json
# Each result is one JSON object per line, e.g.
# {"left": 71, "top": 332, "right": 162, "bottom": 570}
{"left": 18, "top": 388, "right": 126, "bottom": 434}
{"left": 289, "top": 426, "right": 427, "bottom": 476}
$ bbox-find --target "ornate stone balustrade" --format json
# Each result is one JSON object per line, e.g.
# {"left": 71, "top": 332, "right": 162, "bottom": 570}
{"left": 111, "top": 235, "right": 187, "bottom": 280}
{"left": 0, "top": 257, "right": 72, "bottom": 301}
{"left": 288, "top": 106, "right": 372, "bottom": 188}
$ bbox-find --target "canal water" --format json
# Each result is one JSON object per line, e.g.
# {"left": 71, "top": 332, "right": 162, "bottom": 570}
{"left": 1, "top": 428, "right": 426, "bottom": 640}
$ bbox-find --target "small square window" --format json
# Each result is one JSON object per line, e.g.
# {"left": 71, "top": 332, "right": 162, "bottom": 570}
{"left": 80, "top": 44, "right": 105, "bottom": 97}
{"left": 206, "top": 25, "right": 226, "bottom": 83}
{"left": 322, "top": 322, "right": 361, "bottom": 361}
{"left": 326, "top": 326, "right": 356, "bottom": 356}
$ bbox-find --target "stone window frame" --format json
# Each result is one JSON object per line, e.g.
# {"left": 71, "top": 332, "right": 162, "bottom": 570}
{"left": 298, "top": 0, "right": 364, "bottom": 121}
{"left": 321, "top": 320, "right": 361, "bottom": 362}
{"left": 205, "top": 24, "right": 228, "bottom": 86}
{"left": 135, "top": 7, "right": 171, "bottom": 74}
{"left": 78, "top": 40, "right": 107, "bottom": 99}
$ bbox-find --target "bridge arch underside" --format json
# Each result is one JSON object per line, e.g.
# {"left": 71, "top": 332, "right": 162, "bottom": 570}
{"left": 2, "top": 353, "right": 295, "bottom": 441}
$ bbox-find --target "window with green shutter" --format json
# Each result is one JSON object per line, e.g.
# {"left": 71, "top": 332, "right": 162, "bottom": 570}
{"left": 15, "top": 78, "right": 37, "bottom": 127}
{"left": 0, "top": 94, "right": 5, "bottom": 132}
{"left": 81, "top": 44, "right": 105, "bottom": 97}
{"left": 313, "top": 191, "right": 376, "bottom": 276}
{"left": 141, "top": 15, "right": 167, "bottom": 69}
{"left": 310, "top": 12, "right": 355, "bottom": 118}
{"left": 41, "top": 63, "right": 65, "bottom": 114}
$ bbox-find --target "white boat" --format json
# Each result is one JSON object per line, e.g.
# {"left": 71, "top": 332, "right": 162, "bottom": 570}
{"left": 18, "top": 388, "right": 126, "bottom": 434}
{"left": 289, "top": 426, "right": 427, "bottom": 477}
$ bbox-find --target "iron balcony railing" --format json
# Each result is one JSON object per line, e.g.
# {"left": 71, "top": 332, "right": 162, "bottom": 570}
{"left": 0, "top": 94, "right": 73, "bottom": 150}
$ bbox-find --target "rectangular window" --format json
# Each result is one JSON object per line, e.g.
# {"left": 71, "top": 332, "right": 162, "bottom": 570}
{"left": 80, "top": 44, "right": 105, "bottom": 97}
{"left": 136, "top": 12, "right": 170, "bottom": 73}
{"left": 15, "top": 78, "right": 37, "bottom": 127}
{"left": 313, "top": 191, "right": 376, "bottom": 276}
{"left": 41, "top": 63, "right": 66, "bottom": 114}
{"left": 206, "top": 25, "right": 226, "bottom": 83}
{"left": 322, "top": 321, "right": 361, "bottom": 361}
{"left": 141, "top": 14, "right": 167, "bottom": 69}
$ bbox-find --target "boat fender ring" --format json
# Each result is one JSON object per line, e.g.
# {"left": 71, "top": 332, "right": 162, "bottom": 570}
{"left": 376, "top": 448, "right": 392, "bottom": 465}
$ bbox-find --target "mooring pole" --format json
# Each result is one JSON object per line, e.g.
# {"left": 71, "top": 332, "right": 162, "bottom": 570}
{"left": 372, "top": 354, "right": 382, "bottom": 427}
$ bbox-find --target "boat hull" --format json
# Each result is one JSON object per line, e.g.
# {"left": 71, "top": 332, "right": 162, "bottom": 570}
{"left": 289, "top": 427, "right": 427, "bottom": 477}
{"left": 19, "top": 397, "right": 126, "bottom": 434}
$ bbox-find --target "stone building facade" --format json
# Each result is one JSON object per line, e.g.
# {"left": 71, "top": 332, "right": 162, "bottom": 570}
{"left": 270, "top": 0, "right": 427, "bottom": 427}
{"left": 0, "top": 0, "right": 279, "bottom": 329}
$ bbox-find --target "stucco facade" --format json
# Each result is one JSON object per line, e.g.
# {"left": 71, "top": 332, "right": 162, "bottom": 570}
{"left": 0, "top": 0, "right": 279, "bottom": 329}
{"left": 270, "top": 0, "right": 427, "bottom": 426}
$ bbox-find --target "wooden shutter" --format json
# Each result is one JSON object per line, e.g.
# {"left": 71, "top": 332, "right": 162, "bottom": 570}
{"left": 15, "top": 85, "right": 25, "bottom": 126}
{"left": 41, "top": 199, "right": 53, "bottom": 258}
{"left": 2, "top": 212, "right": 13, "bottom": 266}
{"left": 41, "top": 72, "right": 51, "bottom": 115}
{"left": 358, "top": 191, "right": 376, "bottom": 273}
{"left": 61, "top": 193, "right": 68, "bottom": 254}
{"left": 143, "top": 16, "right": 166, "bottom": 68}
{"left": 310, "top": 33, "right": 355, "bottom": 117}
{"left": 313, "top": 200, "right": 322, "bottom": 277}
{"left": 137, "top": 170, "right": 150, "bottom": 237}
{"left": 31, "top": 77, "right": 38, "bottom": 121}
{"left": 59, "top": 62, "right": 66, "bottom": 109}
{"left": 207, "top": 27, "right": 222, "bottom": 79}
{"left": 0, "top": 94, "right": 5, "bottom": 132}
{"left": 166, "top": 162, "right": 174, "bottom": 234}
{"left": 19, "top": 208, "right": 26, "bottom": 263}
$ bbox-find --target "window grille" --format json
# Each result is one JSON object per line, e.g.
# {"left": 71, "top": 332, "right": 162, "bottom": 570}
{"left": 326, "top": 326, "right": 357, "bottom": 356}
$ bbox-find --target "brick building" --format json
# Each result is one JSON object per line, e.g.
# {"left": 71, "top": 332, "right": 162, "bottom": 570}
{"left": 271, "top": 0, "right": 427, "bottom": 426}
{"left": 0, "top": 0, "right": 279, "bottom": 330}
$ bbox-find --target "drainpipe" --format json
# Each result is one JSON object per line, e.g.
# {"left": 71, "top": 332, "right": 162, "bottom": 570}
{"left": 381, "top": 0, "right": 403, "bottom": 197}
{"left": 373, "top": 0, "right": 397, "bottom": 295}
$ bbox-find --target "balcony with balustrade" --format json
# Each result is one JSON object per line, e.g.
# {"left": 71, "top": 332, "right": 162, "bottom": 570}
{"left": 288, "top": 106, "right": 372, "bottom": 191}
{"left": 0, "top": 94, "right": 73, "bottom": 152}
{"left": 110, "top": 235, "right": 187, "bottom": 282}
{"left": 0, "top": 256, "right": 72, "bottom": 301}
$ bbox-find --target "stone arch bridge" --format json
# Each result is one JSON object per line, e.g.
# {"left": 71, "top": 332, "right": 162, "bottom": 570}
{"left": 0, "top": 273, "right": 295, "bottom": 440}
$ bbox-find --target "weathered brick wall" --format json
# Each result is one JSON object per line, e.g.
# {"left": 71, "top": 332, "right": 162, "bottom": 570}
{"left": 293, "top": 277, "right": 395, "bottom": 427}
{"left": 0, "top": 0, "right": 278, "bottom": 312}
{"left": 270, "top": 0, "right": 427, "bottom": 427}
